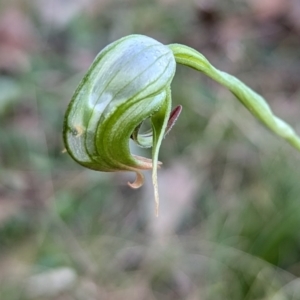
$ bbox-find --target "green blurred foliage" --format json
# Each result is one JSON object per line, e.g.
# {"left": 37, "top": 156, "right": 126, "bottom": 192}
{"left": 0, "top": 0, "right": 300, "bottom": 299}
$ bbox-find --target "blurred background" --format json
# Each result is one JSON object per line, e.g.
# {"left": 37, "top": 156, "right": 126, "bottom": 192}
{"left": 1, "top": 0, "right": 300, "bottom": 299}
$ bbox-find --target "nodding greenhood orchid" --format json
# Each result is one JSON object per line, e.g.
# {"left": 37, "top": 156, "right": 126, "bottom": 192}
{"left": 63, "top": 34, "right": 300, "bottom": 216}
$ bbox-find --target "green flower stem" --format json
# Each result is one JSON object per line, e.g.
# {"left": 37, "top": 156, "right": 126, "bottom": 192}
{"left": 169, "top": 43, "right": 300, "bottom": 151}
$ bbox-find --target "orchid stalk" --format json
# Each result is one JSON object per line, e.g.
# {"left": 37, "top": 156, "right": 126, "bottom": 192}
{"left": 63, "top": 34, "right": 300, "bottom": 216}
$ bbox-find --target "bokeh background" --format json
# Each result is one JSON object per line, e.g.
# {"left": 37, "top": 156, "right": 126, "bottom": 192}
{"left": 1, "top": 0, "right": 300, "bottom": 299}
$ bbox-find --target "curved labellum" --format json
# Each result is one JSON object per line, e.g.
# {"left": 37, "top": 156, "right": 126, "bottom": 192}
{"left": 63, "top": 35, "right": 177, "bottom": 216}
